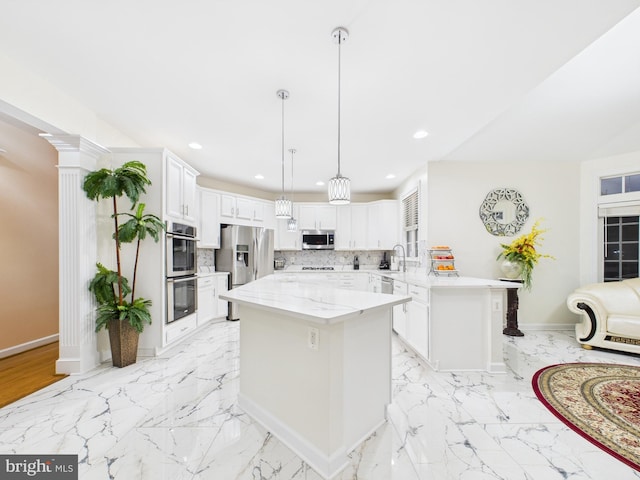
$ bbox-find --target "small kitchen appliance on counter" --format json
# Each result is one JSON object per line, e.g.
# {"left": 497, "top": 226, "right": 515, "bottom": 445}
{"left": 379, "top": 252, "right": 390, "bottom": 270}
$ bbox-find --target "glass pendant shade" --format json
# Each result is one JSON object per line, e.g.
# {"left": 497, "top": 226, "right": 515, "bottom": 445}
{"left": 275, "top": 197, "right": 292, "bottom": 219}
{"left": 287, "top": 216, "right": 298, "bottom": 232}
{"left": 328, "top": 174, "right": 351, "bottom": 205}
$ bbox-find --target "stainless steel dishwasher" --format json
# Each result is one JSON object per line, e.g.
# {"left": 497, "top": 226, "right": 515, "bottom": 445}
{"left": 381, "top": 276, "right": 394, "bottom": 294}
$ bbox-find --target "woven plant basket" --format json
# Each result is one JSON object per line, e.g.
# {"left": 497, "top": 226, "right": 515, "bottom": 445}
{"left": 108, "top": 319, "right": 140, "bottom": 368}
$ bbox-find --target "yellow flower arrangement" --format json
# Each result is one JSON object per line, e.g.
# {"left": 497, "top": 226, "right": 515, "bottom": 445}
{"left": 497, "top": 219, "right": 553, "bottom": 290}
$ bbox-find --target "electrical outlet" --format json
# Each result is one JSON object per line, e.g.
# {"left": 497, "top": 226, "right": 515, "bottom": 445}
{"left": 308, "top": 327, "right": 319, "bottom": 350}
{"left": 493, "top": 299, "right": 502, "bottom": 311}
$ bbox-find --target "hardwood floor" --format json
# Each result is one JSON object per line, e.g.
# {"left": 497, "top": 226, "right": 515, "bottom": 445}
{"left": 0, "top": 342, "right": 67, "bottom": 408}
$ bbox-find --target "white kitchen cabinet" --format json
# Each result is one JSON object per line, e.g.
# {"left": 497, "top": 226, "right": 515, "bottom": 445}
{"left": 335, "top": 204, "right": 367, "bottom": 250}
{"left": 368, "top": 273, "right": 382, "bottom": 293}
{"left": 367, "top": 200, "right": 399, "bottom": 250}
{"left": 165, "top": 314, "right": 197, "bottom": 344}
{"left": 235, "top": 197, "right": 254, "bottom": 220}
{"left": 197, "top": 276, "right": 216, "bottom": 326}
{"left": 220, "top": 193, "right": 268, "bottom": 225}
{"left": 392, "top": 280, "right": 408, "bottom": 338}
{"left": 275, "top": 205, "right": 300, "bottom": 250}
{"left": 199, "top": 274, "right": 229, "bottom": 325}
{"left": 220, "top": 194, "right": 236, "bottom": 219}
{"left": 405, "top": 285, "right": 429, "bottom": 361}
{"left": 217, "top": 275, "right": 229, "bottom": 318}
{"left": 299, "top": 204, "right": 336, "bottom": 230}
{"left": 166, "top": 154, "right": 198, "bottom": 224}
{"left": 198, "top": 188, "right": 220, "bottom": 248}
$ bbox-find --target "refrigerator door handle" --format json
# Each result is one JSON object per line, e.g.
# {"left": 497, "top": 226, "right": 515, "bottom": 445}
{"left": 253, "top": 234, "right": 258, "bottom": 280}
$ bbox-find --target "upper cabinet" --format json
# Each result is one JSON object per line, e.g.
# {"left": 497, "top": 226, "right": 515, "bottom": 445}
{"left": 367, "top": 200, "right": 399, "bottom": 250}
{"left": 198, "top": 188, "right": 220, "bottom": 248}
{"left": 274, "top": 205, "right": 300, "bottom": 250}
{"left": 218, "top": 193, "right": 273, "bottom": 228}
{"left": 298, "top": 204, "right": 337, "bottom": 231}
{"left": 166, "top": 154, "right": 199, "bottom": 224}
{"left": 336, "top": 204, "right": 368, "bottom": 250}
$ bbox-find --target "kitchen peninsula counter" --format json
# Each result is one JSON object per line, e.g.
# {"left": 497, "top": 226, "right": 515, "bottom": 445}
{"left": 220, "top": 275, "right": 411, "bottom": 479}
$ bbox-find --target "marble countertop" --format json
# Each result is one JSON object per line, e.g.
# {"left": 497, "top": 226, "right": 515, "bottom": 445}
{"left": 197, "top": 267, "right": 229, "bottom": 277}
{"left": 374, "top": 272, "right": 520, "bottom": 289}
{"left": 220, "top": 274, "right": 411, "bottom": 325}
{"left": 274, "top": 267, "right": 518, "bottom": 289}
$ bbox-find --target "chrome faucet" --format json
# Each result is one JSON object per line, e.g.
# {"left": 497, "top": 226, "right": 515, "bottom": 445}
{"left": 392, "top": 244, "right": 406, "bottom": 273}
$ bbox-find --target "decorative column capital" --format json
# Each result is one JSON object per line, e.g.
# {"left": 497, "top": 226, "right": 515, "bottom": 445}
{"left": 40, "top": 134, "right": 109, "bottom": 166}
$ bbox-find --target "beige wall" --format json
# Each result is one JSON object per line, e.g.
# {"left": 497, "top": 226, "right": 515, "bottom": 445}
{"left": 0, "top": 117, "right": 59, "bottom": 351}
{"left": 396, "top": 160, "right": 582, "bottom": 328}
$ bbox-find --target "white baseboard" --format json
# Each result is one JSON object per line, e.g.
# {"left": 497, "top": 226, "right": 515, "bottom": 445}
{"left": 0, "top": 334, "right": 59, "bottom": 360}
{"left": 239, "top": 393, "right": 350, "bottom": 479}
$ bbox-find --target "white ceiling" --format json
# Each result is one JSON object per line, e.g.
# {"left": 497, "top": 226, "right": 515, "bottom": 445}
{"left": 1, "top": 0, "right": 640, "bottom": 195}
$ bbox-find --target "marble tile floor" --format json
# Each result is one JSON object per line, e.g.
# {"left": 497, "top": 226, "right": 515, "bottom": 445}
{"left": 2, "top": 322, "right": 640, "bottom": 479}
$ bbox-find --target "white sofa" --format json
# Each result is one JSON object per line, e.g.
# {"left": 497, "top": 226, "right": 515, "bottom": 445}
{"left": 567, "top": 278, "right": 640, "bottom": 354}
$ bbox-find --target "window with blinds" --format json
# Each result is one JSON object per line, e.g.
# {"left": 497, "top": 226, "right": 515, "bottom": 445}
{"left": 402, "top": 189, "right": 419, "bottom": 258}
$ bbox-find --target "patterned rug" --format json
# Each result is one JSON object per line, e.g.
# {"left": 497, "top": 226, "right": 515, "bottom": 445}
{"left": 532, "top": 363, "right": 640, "bottom": 471}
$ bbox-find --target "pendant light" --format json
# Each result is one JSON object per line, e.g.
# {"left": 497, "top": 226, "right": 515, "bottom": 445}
{"left": 328, "top": 26, "right": 351, "bottom": 205}
{"left": 275, "top": 89, "right": 292, "bottom": 218}
{"left": 287, "top": 148, "right": 298, "bottom": 232}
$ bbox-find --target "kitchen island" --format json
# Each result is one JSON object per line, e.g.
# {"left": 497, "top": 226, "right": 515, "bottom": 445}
{"left": 220, "top": 274, "right": 411, "bottom": 479}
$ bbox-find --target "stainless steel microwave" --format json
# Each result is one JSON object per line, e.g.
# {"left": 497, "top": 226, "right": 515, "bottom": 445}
{"left": 301, "top": 230, "right": 335, "bottom": 250}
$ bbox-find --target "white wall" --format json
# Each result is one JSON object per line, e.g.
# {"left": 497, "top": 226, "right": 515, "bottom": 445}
{"left": 400, "top": 160, "right": 581, "bottom": 328}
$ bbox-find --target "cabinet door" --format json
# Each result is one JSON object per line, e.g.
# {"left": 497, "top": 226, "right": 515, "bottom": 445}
{"left": 182, "top": 168, "right": 198, "bottom": 223}
{"left": 367, "top": 200, "right": 399, "bottom": 250}
{"left": 199, "top": 189, "right": 220, "bottom": 248}
{"left": 335, "top": 205, "right": 352, "bottom": 250}
{"left": 252, "top": 201, "right": 265, "bottom": 222}
{"left": 393, "top": 303, "right": 407, "bottom": 338}
{"left": 316, "top": 205, "right": 336, "bottom": 230}
{"left": 220, "top": 194, "right": 236, "bottom": 219}
{"left": 351, "top": 204, "right": 368, "bottom": 249}
{"left": 166, "top": 156, "right": 184, "bottom": 219}
{"left": 275, "top": 205, "right": 300, "bottom": 250}
{"left": 298, "top": 204, "right": 318, "bottom": 230}
{"left": 199, "top": 287, "right": 215, "bottom": 325}
{"left": 235, "top": 197, "right": 253, "bottom": 220}
{"left": 216, "top": 276, "right": 229, "bottom": 318}
{"left": 406, "top": 299, "right": 428, "bottom": 360}
{"left": 298, "top": 204, "right": 337, "bottom": 230}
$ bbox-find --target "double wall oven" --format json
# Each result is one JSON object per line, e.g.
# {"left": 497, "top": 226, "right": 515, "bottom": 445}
{"left": 166, "top": 221, "right": 198, "bottom": 324}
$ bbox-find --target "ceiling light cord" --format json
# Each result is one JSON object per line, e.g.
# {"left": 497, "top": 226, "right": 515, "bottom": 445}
{"left": 289, "top": 148, "right": 296, "bottom": 199}
{"left": 275, "top": 89, "right": 292, "bottom": 218}
{"left": 328, "top": 27, "right": 350, "bottom": 205}
{"left": 281, "top": 93, "right": 286, "bottom": 196}
{"left": 337, "top": 32, "right": 342, "bottom": 177}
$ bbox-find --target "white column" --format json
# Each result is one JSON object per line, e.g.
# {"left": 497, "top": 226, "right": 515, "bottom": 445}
{"left": 43, "top": 134, "right": 109, "bottom": 374}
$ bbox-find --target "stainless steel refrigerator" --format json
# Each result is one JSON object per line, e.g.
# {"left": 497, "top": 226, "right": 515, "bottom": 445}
{"left": 215, "top": 224, "right": 274, "bottom": 320}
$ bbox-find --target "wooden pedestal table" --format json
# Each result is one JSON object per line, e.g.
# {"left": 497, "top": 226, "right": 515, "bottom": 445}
{"left": 499, "top": 278, "right": 525, "bottom": 336}
{"left": 220, "top": 275, "right": 411, "bottom": 480}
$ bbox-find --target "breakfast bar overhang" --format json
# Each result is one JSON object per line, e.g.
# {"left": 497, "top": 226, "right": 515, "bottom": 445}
{"left": 221, "top": 275, "right": 411, "bottom": 479}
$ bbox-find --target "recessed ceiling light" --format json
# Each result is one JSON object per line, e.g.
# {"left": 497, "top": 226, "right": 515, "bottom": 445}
{"left": 413, "top": 130, "right": 429, "bottom": 139}
{"left": 254, "top": 174, "right": 264, "bottom": 180}
{"left": 316, "top": 181, "right": 325, "bottom": 186}
{"left": 188, "top": 142, "right": 202, "bottom": 150}
{"left": 385, "top": 174, "right": 396, "bottom": 179}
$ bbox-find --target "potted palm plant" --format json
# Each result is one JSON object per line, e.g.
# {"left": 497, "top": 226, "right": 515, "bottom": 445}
{"left": 83, "top": 161, "right": 164, "bottom": 367}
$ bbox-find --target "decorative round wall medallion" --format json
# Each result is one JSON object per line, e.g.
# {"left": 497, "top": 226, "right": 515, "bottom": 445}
{"left": 479, "top": 188, "right": 529, "bottom": 236}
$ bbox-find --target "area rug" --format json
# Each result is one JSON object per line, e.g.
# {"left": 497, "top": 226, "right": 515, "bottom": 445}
{"left": 532, "top": 363, "right": 640, "bottom": 471}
